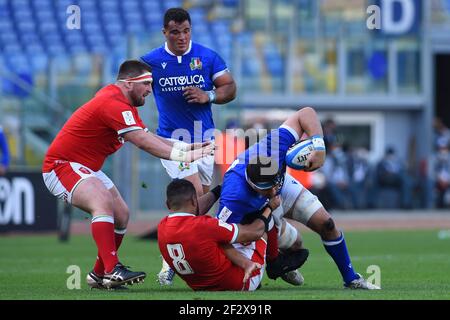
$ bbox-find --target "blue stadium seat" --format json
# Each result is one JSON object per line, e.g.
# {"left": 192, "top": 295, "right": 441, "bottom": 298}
{"left": 0, "top": 33, "right": 19, "bottom": 47}
{"left": 16, "top": 21, "right": 36, "bottom": 33}
{"left": 86, "top": 34, "right": 106, "bottom": 47}
{"left": 65, "top": 32, "right": 85, "bottom": 45}
{"left": 102, "top": 11, "right": 122, "bottom": 25}
{"left": 189, "top": 8, "right": 207, "bottom": 22}
{"left": 29, "top": 53, "right": 49, "bottom": 73}
{"left": 144, "top": 11, "right": 163, "bottom": 30}
{"left": 35, "top": 10, "right": 55, "bottom": 23}
{"left": 2, "top": 43, "right": 22, "bottom": 55}
{"left": 0, "top": 18, "right": 13, "bottom": 32}
{"left": 83, "top": 22, "right": 102, "bottom": 34}
{"left": 32, "top": 0, "right": 52, "bottom": 12}
{"left": 195, "top": 35, "right": 214, "bottom": 50}
{"left": 99, "top": 0, "right": 119, "bottom": 13}
{"left": 47, "top": 44, "right": 66, "bottom": 56}
{"left": 106, "top": 34, "right": 125, "bottom": 48}
{"left": 104, "top": 21, "right": 123, "bottom": 35}
{"left": 263, "top": 43, "right": 284, "bottom": 76}
{"left": 91, "top": 43, "right": 108, "bottom": 54}
{"left": 42, "top": 33, "right": 64, "bottom": 46}
{"left": 162, "top": 0, "right": 183, "bottom": 10}
{"left": 10, "top": 0, "right": 30, "bottom": 9}
{"left": 40, "top": 21, "right": 59, "bottom": 34}
{"left": 6, "top": 53, "right": 29, "bottom": 73}
{"left": 192, "top": 21, "right": 209, "bottom": 34}
{"left": 121, "top": 0, "right": 140, "bottom": 12}
{"left": 211, "top": 20, "right": 230, "bottom": 36}
{"left": 13, "top": 9, "right": 33, "bottom": 23}
{"left": 79, "top": 11, "right": 98, "bottom": 25}
{"left": 78, "top": 0, "right": 97, "bottom": 10}
{"left": 69, "top": 46, "right": 87, "bottom": 54}
{"left": 25, "top": 43, "right": 45, "bottom": 54}
{"left": 142, "top": 1, "right": 161, "bottom": 11}
{"left": 21, "top": 33, "right": 41, "bottom": 46}
{"left": 124, "top": 11, "right": 143, "bottom": 25}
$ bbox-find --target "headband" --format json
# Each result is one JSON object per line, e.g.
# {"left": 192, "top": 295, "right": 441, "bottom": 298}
{"left": 118, "top": 72, "right": 153, "bottom": 83}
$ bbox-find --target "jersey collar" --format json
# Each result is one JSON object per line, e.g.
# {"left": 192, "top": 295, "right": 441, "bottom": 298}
{"left": 168, "top": 212, "right": 196, "bottom": 218}
{"left": 164, "top": 41, "right": 192, "bottom": 58}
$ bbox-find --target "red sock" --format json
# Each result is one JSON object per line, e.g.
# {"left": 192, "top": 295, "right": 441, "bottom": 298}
{"left": 114, "top": 230, "right": 125, "bottom": 250}
{"left": 93, "top": 229, "right": 126, "bottom": 275}
{"left": 93, "top": 254, "right": 104, "bottom": 275}
{"left": 93, "top": 230, "right": 126, "bottom": 275}
{"left": 91, "top": 216, "right": 118, "bottom": 274}
{"left": 266, "top": 226, "right": 279, "bottom": 262}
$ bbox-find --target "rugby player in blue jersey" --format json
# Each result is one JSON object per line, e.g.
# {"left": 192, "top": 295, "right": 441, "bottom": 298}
{"left": 217, "top": 107, "right": 380, "bottom": 289}
{"left": 140, "top": 7, "right": 236, "bottom": 285}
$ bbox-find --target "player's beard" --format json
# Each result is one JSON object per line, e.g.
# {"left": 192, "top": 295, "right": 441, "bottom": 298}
{"left": 131, "top": 91, "right": 145, "bottom": 107}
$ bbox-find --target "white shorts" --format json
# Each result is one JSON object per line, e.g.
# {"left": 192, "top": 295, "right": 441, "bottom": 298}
{"left": 233, "top": 238, "right": 267, "bottom": 291}
{"left": 42, "top": 161, "right": 114, "bottom": 204}
{"left": 160, "top": 139, "right": 215, "bottom": 186}
{"left": 274, "top": 173, "right": 323, "bottom": 225}
{"left": 269, "top": 173, "right": 304, "bottom": 225}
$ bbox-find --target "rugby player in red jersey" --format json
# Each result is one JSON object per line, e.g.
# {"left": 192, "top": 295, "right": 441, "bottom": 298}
{"left": 42, "top": 60, "right": 214, "bottom": 289}
{"left": 158, "top": 179, "right": 281, "bottom": 291}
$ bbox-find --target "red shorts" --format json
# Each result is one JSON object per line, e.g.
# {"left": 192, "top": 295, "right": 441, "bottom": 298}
{"left": 42, "top": 161, "right": 114, "bottom": 203}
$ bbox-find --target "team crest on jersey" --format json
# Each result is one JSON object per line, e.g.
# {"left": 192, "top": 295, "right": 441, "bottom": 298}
{"left": 189, "top": 57, "right": 202, "bottom": 70}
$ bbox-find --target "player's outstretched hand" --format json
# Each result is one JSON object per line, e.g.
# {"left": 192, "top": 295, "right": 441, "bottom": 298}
{"left": 187, "top": 143, "right": 215, "bottom": 162}
{"left": 304, "top": 150, "right": 326, "bottom": 172}
{"left": 189, "top": 141, "right": 213, "bottom": 150}
{"left": 183, "top": 86, "right": 209, "bottom": 104}
{"left": 242, "top": 261, "right": 262, "bottom": 284}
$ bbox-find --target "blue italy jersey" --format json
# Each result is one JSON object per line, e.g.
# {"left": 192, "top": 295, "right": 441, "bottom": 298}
{"left": 217, "top": 126, "right": 299, "bottom": 224}
{"left": 140, "top": 41, "right": 228, "bottom": 143}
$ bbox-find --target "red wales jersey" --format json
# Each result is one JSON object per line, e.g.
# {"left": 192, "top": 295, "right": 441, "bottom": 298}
{"left": 158, "top": 213, "right": 248, "bottom": 291}
{"left": 43, "top": 85, "right": 146, "bottom": 172}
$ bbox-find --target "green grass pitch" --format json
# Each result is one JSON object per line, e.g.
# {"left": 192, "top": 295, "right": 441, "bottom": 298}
{"left": 1, "top": 229, "right": 449, "bottom": 300}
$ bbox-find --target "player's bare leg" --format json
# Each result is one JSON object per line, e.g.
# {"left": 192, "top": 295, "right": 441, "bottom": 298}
{"left": 306, "top": 207, "right": 380, "bottom": 290}
{"left": 72, "top": 178, "right": 146, "bottom": 289}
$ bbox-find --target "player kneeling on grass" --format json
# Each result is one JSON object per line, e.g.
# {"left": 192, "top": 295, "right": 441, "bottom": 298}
{"left": 157, "top": 179, "right": 306, "bottom": 291}
{"left": 42, "top": 60, "right": 214, "bottom": 290}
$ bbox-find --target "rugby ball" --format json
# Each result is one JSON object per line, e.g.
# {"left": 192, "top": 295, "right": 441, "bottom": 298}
{"left": 286, "top": 139, "right": 314, "bottom": 170}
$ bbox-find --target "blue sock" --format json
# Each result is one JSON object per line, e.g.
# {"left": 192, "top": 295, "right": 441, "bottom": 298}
{"left": 322, "top": 231, "right": 359, "bottom": 285}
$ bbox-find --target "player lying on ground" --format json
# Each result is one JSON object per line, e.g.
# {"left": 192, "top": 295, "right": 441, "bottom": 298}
{"left": 157, "top": 179, "right": 306, "bottom": 291}
{"left": 42, "top": 60, "right": 214, "bottom": 290}
{"left": 217, "top": 107, "right": 380, "bottom": 289}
